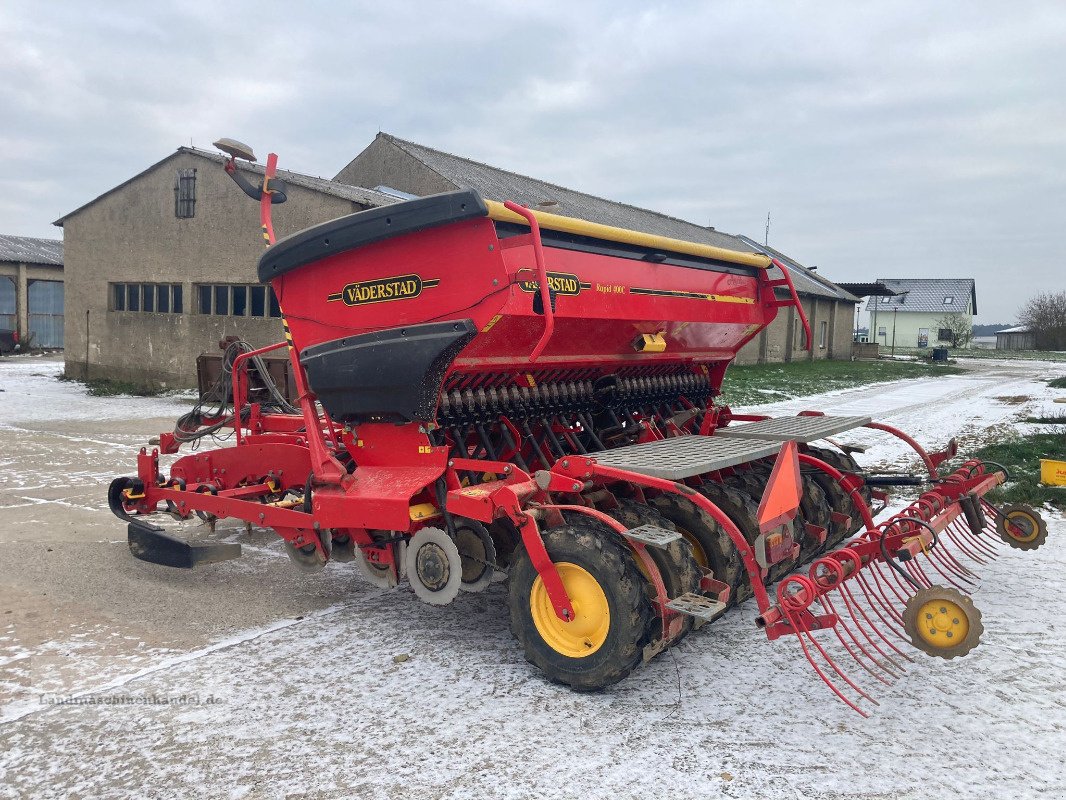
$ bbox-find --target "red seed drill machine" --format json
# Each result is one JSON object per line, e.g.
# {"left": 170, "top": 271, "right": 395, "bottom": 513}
{"left": 109, "top": 141, "right": 1049, "bottom": 713}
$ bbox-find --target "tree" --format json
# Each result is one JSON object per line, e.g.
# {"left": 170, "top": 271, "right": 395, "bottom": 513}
{"left": 1019, "top": 291, "right": 1066, "bottom": 351}
{"left": 935, "top": 312, "right": 974, "bottom": 348}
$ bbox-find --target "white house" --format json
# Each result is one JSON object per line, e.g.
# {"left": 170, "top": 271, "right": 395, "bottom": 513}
{"left": 866, "top": 278, "right": 977, "bottom": 351}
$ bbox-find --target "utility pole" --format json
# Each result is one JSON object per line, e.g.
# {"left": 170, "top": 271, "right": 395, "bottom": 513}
{"left": 764, "top": 212, "right": 770, "bottom": 246}
{"left": 891, "top": 306, "right": 898, "bottom": 356}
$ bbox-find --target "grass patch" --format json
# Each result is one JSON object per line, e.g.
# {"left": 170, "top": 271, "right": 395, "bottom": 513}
{"left": 1025, "top": 415, "right": 1066, "bottom": 424}
{"left": 1049, "top": 376, "right": 1066, "bottom": 389}
{"left": 887, "top": 347, "right": 1066, "bottom": 363}
{"left": 84, "top": 378, "right": 165, "bottom": 397}
{"left": 718, "top": 359, "right": 966, "bottom": 407}
{"left": 972, "top": 432, "right": 1066, "bottom": 510}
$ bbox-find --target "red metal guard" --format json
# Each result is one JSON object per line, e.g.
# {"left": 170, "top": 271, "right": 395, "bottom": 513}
{"left": 503, "top": 201, "right": 555, "bottom": 362}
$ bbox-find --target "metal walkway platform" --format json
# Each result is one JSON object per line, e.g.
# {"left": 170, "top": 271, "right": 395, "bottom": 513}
{"left": 593, "top": 435, "right": 781, "bottom": 480}
{"left": 714, "top": 415, "right": 871, "bottom": 443}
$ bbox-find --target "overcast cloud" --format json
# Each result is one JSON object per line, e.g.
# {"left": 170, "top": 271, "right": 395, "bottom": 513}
{"left": 2, "top": 0, "right": 1063, "bottom": 322}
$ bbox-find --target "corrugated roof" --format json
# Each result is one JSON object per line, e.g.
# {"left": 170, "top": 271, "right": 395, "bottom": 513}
{"left": 736, "top": 237, "right": 860, "bottom": 303}
{"left": 0, "top": 234, "right": 63, "bottom": 265}
{"left": 55, "top": 147, "right": 398, "bottom": 226}
{"left": 996, "top": 325, "right": 1030, "bottom": 334}
{"left": 368, "top": 133, "right": 758, "bottom": 253}
{"left": 863, "top": 278, "right": 977, "bottom": 314}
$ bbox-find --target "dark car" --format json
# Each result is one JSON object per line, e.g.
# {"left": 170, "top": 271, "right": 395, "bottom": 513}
{"left": 0, "top": 329, "right": 19, "bottom": 354}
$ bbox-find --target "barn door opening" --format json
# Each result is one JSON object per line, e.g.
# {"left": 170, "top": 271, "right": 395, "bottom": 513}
{"left": 0, "top": 276, "right": 14, "bottom": 332}
{"left": 28, "top": 279, "right": 63, "bottom": 348}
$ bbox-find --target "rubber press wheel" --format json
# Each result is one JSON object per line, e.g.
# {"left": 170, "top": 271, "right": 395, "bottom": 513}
{"left": 607, "top": 500, "right": 700, "bottom": 644}
{"left": 508, "top": 525, "right": 653, "bottom": 692}
{"left": 698, "top": 481, "right": 762, "bottom": 603}
{"left": 651, "top": 492, "right": 743, "bottom": 607}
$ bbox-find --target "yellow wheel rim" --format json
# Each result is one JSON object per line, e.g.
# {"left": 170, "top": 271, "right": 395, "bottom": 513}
{"left": 916, "top": 598, "right": 970, "bottom": 649}
{"left": 1005, "top": 510, "right": 1040, "bottom": 543}
{"left": 530, "top": 562, "right": 610, "bottom": 658}
{"left": 677, "top": 525, "right": 709, "bottom": 570}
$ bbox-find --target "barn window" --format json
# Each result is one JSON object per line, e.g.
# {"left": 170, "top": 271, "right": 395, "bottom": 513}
{"left": 194, "top": 284, "right": 284, "bottom": 319}
{"left": 175, "top": 168, "right": 197, "bottom": 218}
{"left": 110, "top": 283, "right": 184, "bottom": 314}
{"left": 819, "top": 321, "right": 828, "bottom": 348}
{"left": 938, "top": 328, "right": 953, "bottom": 341}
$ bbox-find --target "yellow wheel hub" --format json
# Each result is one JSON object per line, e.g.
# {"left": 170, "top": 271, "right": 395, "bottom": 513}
{"left": 530, "top": 562, "right": 610, "bottom": 658}
{"left": 1005, "top": 511, "right": 1040, "bottom": 543}
{"left": 916, "top": 598, "right": 969, "bottom": 649}
{"left": 677, "top": 525, "right": 709, "bottom": 570}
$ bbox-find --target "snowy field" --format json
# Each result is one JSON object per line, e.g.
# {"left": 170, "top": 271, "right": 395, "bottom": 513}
{"left": 1, "top": 355, "right": 1065, "bottom": 799}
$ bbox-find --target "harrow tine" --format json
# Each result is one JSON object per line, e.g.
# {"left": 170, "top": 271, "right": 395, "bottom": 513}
{"left": 876, "top": 559, "right": 918, "bottom": 605}
{"left": 840, "top": 580, "right": 914, "bottom": 663}
{"left": 949, "top": 516, "right": 1000, "bottom": 559}
{"left": 789, "top": 622, "right": 870, "bottom": 717}
{"left": 861, "top": 568, "right": 908, "bottom": 627}
{"left": 906, "top": 559, "right": 936, "bottom": 590}
{"left": 819, "top": 594, "right": 899, "bottom": 684}
{"left": 942, "top": 523, "right": 990, "bottom": 565}
{"left": 920, "top": 547, "right": 976, "bottom": 591}
{"left": 926, "top": 540, "right": 979, "bottom": 583}
{"left": 795, "top": 611, "right": 879, "bottom": 712}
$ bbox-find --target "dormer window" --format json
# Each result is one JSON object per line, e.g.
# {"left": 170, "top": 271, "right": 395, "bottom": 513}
{"left": 943, "top": 296, "right": 954, "bottom": 304}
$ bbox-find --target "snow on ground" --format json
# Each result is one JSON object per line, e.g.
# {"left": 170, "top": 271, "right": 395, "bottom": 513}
{"left": 1, "top": 357, "right": 1065, "bottom": 799}
{"left": 0, "top": 357, "right": 193, "bottom": 424}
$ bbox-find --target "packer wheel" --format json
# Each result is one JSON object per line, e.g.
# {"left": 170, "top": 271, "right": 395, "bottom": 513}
{"left": 808, "top": 447, "right": 870, "bottom": 537}
{"left": 607, "top": 500, "right": 700, "bottom": 643}
{"left": 699, "top": 481, "right": 762, "bottom": 602}
{"left": 651, "top": 492, "right": 742, "bottom": 606}
{"left": 995, "top": 504, "right": 1048, "bottom": 551}
{"left": 804, "top": 446, "right": 858, "bottom": 547}
{"left": 508, "top": 525, "right": 653, "bottom": 691}
{"left": 903, "top": 586, "right": 983, "bottom": 659}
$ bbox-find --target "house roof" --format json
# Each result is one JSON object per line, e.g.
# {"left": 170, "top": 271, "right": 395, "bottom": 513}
{"left": 55, "top": 147, "right": 398, "bottom": 226}
{"left": 736, "top": 237, "right": 860, "bottom": 303}
{"left": 995, "top": 325, "right": 1030, "bottom": 334}
{"left": 356, "top": 133, "right": 758, "bottom": 253}
{"left": 864, "top": 278, "right": 977, "bottom": 315}
{"left": 0, "top": 234, "right": 63, "bottom": 266}
{"left": 836, "top": 281, "right": 898, "bottom": 297}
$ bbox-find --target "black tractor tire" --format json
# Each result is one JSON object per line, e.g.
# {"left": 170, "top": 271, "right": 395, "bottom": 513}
{"left": 507, "top": 524, "right": 654, "bottom": 691}
{"left": 803, "top": 446, "right": 857, "bottom": 549}
{"left": 798, "top": 477, "right": 832, "bottom": 561}
{"left": 607, "top": 499, "right": 700, "bottom": 644}
{"left": 807, "top": 446, "right": 872, "bottom": 539}
{"left": 723, "top": 466, "right": 808, "bottom": 582}
{"left": 697, "top": 481, "right": 763, "bottom": 603}
{"left": 651, "top": 492, "right": 742, "bottom": 606}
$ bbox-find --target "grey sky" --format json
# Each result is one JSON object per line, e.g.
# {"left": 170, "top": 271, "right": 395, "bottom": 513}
{"left": 2, "top": 1, "right": 1063, "bottom": 322}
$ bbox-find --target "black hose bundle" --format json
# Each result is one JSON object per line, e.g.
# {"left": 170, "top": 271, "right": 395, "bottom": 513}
{"left": 174, "top": 339, "right": 299, "bottom": 447}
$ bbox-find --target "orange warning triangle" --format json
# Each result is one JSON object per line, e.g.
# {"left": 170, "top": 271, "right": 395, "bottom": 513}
{"left": 757, "top": 440, "right": 803, "bottom": 533}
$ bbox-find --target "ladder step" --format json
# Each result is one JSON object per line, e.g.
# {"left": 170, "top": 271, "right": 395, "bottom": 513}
{"left": 665, "top": 592, "right": 727, "bottom": 622}
{"left": 622, "top": 524, "right": 681, "bottom": 548}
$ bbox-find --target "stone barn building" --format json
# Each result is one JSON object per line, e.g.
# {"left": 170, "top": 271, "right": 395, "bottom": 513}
{"left": 55, "top": 148, "right": 396, "bottom": 386}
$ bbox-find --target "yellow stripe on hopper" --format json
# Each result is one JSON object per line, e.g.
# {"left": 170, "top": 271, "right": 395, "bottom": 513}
{"left": 484, "top": 200, "right": 771, "bottom": 269}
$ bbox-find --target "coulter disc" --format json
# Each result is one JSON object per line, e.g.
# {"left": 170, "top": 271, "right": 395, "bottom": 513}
{"left": 405, "top": 526, "right": 462, "bottom": 605}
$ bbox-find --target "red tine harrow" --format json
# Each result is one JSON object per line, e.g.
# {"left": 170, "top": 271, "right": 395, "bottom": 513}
{"left": 108, "top": 143, "right": 1051, "bottom": 714}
